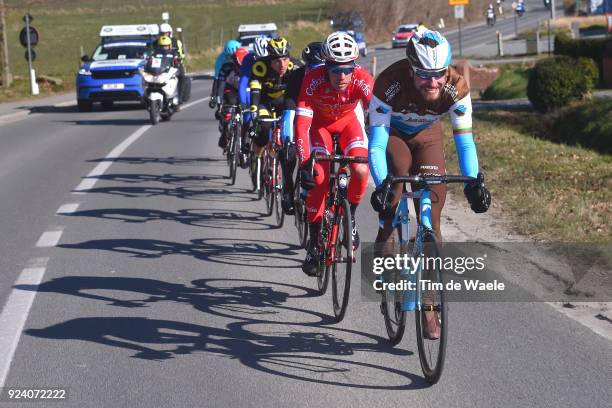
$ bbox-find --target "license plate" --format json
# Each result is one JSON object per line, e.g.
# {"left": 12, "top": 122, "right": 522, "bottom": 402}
{"left": 102, "top": 83, "right": 125, "bottom": 90}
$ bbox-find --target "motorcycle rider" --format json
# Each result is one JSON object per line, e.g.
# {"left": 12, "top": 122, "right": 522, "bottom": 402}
{"left": 159, "top": 23, "right": 186, "bottom": 105}
{"left": 486, "top": 4, "right": 496, "bottom": 26}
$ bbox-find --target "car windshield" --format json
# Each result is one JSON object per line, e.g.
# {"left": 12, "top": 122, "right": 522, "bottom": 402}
{"left": 398, "top": 27, "right": 415, "bottom": 33}
{"left": 91, "top": 42, "right": 150, "bottom": 61}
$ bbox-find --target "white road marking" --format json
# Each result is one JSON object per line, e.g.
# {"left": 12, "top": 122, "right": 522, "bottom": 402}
{"left": 181, "top": 96, "right": 209, "bottom": 110}
{"left": 35, "top": 229, "right": 64, "bottom": 247}
{"left": 72, "top": 96, "right": 208, "bottom": 194}
{"left": 73, "top": 125, "right": 151, "bottom": 193}
{"left": 0, "top": 257, "right": 49, "bottom": 388}
{"left": 56, "top": 203, "right": 80, "bottom": 214}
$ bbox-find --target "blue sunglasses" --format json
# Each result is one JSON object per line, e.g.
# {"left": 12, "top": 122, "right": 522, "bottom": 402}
{"left": 413, "top": 66, "right": 447, "bottom": 80}
{"left": 327, "top": 64, "right": 355, "bottom": 75}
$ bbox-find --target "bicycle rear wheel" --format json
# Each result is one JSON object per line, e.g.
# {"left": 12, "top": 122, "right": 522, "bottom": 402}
{"left": 331, "top": 199, "right": 353, "bottom": 322}
{"left": 294, "top": 174, "right": 308, "bottom": 248}
{"left": 415, "top": 231, "right": 447, "bottom": 384}
{"left": 274, "top": 158, "right": 284, "bottom": 228}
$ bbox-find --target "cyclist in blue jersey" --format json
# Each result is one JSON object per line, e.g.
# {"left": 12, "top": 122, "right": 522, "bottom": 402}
{"left": 210, "top": 40, "right": 241, "bottom": 117}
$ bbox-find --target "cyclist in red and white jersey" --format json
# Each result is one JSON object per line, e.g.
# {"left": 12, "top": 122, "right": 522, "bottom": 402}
{"left": 295, "top": 31, "right": 374, "bottom": 276}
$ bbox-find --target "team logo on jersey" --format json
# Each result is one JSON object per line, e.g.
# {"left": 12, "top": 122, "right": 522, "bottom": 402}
{"left": 305, "top": 76, "right": 324, "bottom": 96}
{"left": 443, "top": 83, "right": 458, "bottom": 101}
{"left": 453, "top": 105, "right": 467, "bottom": 116}
{"left": 384, "top": 81, "right": 401, "bottom": 102}
{"left": 353, "top": 78, "right": 371, "bottom": 96}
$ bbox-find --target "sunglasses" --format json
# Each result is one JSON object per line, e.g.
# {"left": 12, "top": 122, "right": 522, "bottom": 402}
{"left": 413, "top": 67, "right": 447, "bottom": 80}
{"left": 327, "top": 64, "right": 355, "bottom": 75}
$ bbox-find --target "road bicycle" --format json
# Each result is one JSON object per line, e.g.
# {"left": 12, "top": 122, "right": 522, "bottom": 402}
{"left": 259, "top": 113, "right": 284, "bottom": 227}
{"left": 309, "top": 139, "right": 368, "bottom": 322}
{"left": 221, "top": 104, "right": 243, "bottom": 186}
{"left": 377, "top": 173, "right": 479, "bottom": 384}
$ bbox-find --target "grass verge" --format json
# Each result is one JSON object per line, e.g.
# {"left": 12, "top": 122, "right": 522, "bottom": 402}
{"left": 1, "top": 0, "right": 331, "bottom": 102}
{"left": 480, "top": 68, "right": 529, "bottom": 100}
{"left": 442, "top": 107, "right": 611, "bottom": 242}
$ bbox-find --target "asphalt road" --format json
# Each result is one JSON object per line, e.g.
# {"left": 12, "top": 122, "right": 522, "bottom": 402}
{"left": 0, "top": 74, "right": 610, "bottom": 408}
{"left": 359, "top": 3, "right": 562, "bottom": 74}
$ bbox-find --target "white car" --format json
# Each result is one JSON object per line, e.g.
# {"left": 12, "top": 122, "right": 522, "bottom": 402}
{"left": 237, "top": 23, "right": 277, "bottom": 51}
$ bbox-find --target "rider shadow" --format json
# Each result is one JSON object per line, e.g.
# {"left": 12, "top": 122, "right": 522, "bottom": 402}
{"left": 24, "top": 316, "right": 424, "bottom": 389}
{"left": 86, "top": 156, "right": 225, "bottom": 166}
{"left": 74, "top": 186, "right": 257, "bottom": 203}
{"left": 57, "top": 118, "right": 150, "bottom": 126}
{"left": 58, "top": 238, "right": 303, "bottom": 269}
{"left": 90, "top": 173, "right": 227, "bottom": 187}
{"left": 20, "top": 275, "right": 420, "bottom": 388}
{"left": 64, "top": 207, "right": 275, "bottom": 230}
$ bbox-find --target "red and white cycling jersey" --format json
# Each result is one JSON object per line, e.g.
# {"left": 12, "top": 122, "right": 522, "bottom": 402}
{"left": 295, "top": 65, "right": 373, "bottom": 163}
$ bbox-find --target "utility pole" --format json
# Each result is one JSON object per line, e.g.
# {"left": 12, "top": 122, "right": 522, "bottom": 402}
{"left": 0, "top": 0, "right": 11, "bottom": 89}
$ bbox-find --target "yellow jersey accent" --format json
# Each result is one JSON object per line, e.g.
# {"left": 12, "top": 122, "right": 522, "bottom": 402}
{"left": 249, "top": 80, "right": 262, "bottom": 90}
{"left": 252, "top": 61, "right": 267, "bottom": 77}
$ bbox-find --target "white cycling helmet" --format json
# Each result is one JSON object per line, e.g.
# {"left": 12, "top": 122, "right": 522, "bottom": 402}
{"left": 160, "top": 23, "right": 173, "bottom": 36}
{"left": 405, "top": 29, "right": 452, "bottom": 74}
{"left": 253, "top": 36, "right": 269, "bottom": 58}
{"left": 321, "top": 31, "right": 359, "bottom": 63}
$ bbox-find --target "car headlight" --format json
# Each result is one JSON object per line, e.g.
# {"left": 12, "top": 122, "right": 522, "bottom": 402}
{"left": 78, "top": 68, "right": 91, "bottom": 76}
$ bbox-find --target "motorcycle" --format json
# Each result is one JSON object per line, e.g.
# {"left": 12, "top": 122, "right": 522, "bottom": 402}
{"left": 543, "top": 0, "right": 551, "bottom": 10}
{"left": 140, "top": 53, "right": 180, "bottom": 125}
{"left": 515, "top": 2, "right": 525, "bottom": 17}
{"left": 486, "top": 10, "right": 496, "bottom": 26}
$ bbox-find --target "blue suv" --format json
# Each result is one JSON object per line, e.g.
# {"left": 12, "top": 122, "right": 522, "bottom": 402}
{"left": 76, "top": 24, "right": 158, "bottom": 112}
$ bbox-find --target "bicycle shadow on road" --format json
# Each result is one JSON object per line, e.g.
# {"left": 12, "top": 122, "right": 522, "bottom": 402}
{"left": 20, "top": 276, "right": 421, "bottom": 389}
{"left": 58, "top": 238, "right": 303, "bottom": 269}
{"left": 63, "top": 207, "right": 275, "bottom": 230}
{"left": 73, "top": 186, "right": 257, "bottom": 203}
{"left": 25, "top": 316, "right": 423, "bottom": 389}
{"left": 57, "top": 118, "right": 151, "bottom": 126}
{"left": 87, "top": 156, "right": 224, "bottom": 166}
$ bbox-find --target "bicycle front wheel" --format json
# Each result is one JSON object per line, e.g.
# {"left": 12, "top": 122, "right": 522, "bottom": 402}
{"left": 274, "top": 158, "right": 284, "bottom": 228}
{"left": 230, "top": 121, "right": 241, "bottom": 185}
{"left": 264, "top": 154, "right": 274, "bottom": 216}
{"left": 331, "top": 199, "right": 353, "bottom": 322}
{"left": 415, "top": 231, "right": 447, "bottom": 384}
{"left": 381, "top": 266, "right": 407, "bottom": 346}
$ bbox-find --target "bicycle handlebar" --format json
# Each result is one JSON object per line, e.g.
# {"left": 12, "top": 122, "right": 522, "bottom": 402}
{"left": 311, "top": 154, "right": 369, "bottom": 165}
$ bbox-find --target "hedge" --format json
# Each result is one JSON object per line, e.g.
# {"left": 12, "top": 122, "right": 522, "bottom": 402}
{"left": 554, "top": 33, "right": 609, "bottom": 84}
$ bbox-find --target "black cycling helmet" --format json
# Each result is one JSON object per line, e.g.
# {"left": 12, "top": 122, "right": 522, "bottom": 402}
{"left": 302, "top": 42, "right": 324, "bottom": 66}
{"left": 267, "top": 37, "right": 291, "bottom": 58}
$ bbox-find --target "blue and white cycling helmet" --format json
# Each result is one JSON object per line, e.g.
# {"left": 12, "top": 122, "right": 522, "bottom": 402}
{"left": 253, "top": 36, "right": 269, "bottom": 58}
{"left": 406, "top": 30, "right": 452, "bottom": 76}
{"left": 224, "top": 39, "right": 240, "bottom": 57}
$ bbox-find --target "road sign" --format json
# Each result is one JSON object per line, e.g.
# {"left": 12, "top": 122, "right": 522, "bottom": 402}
{"left": 455, "top": 5, "right": 465, "bottom": 19}
{"left": 449, "top": 0, "right": 469, "bottom": 5}
{"left": 25, "top": 49, "right": 36, "bottom": 62}
{"left": 19, "top": 26, "right": 39, "bottom": 48}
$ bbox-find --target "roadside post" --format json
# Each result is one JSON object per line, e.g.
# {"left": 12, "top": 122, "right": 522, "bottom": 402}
{"left": 371, "top": 56, "right": 377, "bottom": 77}
{"left": 20, "top": 13, "right": 39, "bottom": 95}
{"left": 449, "top": 0, "right": 469, "bottom": 56}
{"left": 497, "top": 31, "right": 504, "bottom": 56}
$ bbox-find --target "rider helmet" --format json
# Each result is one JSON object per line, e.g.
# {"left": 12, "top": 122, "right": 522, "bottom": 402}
{"left": 160, "top": 23, "right": 173, "bottom": 36}
{"left": 302, "top": 42, "right": 325, "bottom": 66}
{"left": 224, "top": 39, "right": 240, "bottom": 57}
{"left": 405, "top": 29, "right": 452, "bottom": 76}
{"left": 267, "top": 37, "right": 291, "bottom": 58}
{"left": 253, "top": 36, "right": 269, "bottom": 58}
{"left": 321, "top": 31, "right": 359, "bottom": 63}
{"left": 233, "top": 48, "right": 249, "bottom": 66}
{"left": 158, "top": 36, "right": 172, "bottom": 47}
